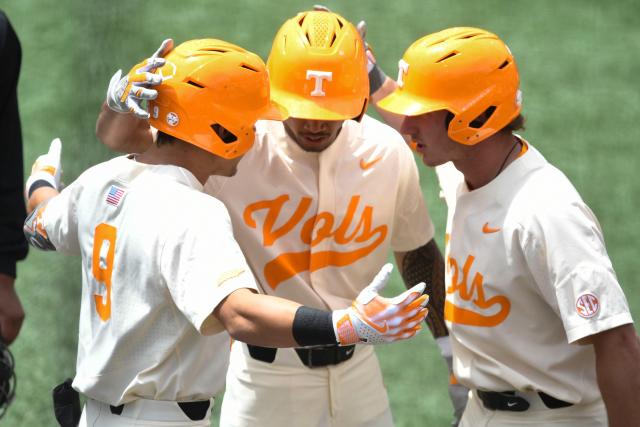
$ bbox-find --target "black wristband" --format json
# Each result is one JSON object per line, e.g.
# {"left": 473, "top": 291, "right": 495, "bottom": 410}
{"left": 27, "top": 179, "right": 55, "bottom": 199}
{"left": 368, "top": 62, "right": 387, "bottom": 96}
{"left": 292, "top": 306, "right": 338, "bottom": 347}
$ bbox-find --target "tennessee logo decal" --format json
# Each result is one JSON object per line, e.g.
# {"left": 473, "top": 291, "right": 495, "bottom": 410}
{"left": 444, "top": 253, "right": 511, "bottom": 327}
{"left": 576, "top": 293, "right": 599, "bottom": 318}
{"left": 243, "top": 194, "right": 387, "bottom": 289}
{"left": 306, "top": 70, "right": 332, "bottom": 96}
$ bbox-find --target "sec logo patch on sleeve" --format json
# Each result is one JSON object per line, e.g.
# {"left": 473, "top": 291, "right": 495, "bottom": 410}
{"left": 576, "top": 293, "right": 600, "bottom": 318}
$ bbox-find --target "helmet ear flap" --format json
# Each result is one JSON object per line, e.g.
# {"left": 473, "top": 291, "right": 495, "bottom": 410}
{"left": 447, "top": 90, "right": 517, "bottom": 144}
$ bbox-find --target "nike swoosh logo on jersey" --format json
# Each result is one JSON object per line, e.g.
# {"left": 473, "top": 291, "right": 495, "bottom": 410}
{"left": 360, "top": 156, "right": 383, "bottom": 170}
{"left": 482, "top": 222, "right": 501, "bottom": 234}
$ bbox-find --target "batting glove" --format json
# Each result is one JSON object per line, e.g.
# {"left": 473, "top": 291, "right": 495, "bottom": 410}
{"left": 106, "top": 39, "right": 174, "bottom": 119}
{"left": 333, "top": 263, "right": 429, "bottom": 345}
{"left": 355, "top": 20, "right": 389, "bottom": 95}
{"left": 25, "top": 138, "right": 63, "bottom": 199}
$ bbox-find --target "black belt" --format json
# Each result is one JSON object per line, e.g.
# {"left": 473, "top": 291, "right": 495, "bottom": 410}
{"left": 109, "top": 400, "right": 210, "bottom": 421}
{"left": 247, "top": 344, "right": 356, "bottom": 368}
{"left": 477, "top": 390, "right": 573, "bottom": 412}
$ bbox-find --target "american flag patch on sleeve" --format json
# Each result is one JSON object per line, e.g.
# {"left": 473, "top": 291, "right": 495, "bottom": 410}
{"left": 106, "top": 185, "right": 126, "bottom": 207}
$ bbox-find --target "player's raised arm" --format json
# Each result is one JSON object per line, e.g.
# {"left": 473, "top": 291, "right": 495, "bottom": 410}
{"left": 95, "top": 39, "right": 173, "bottom": 154}
{"left": 23, "top": 138, "right": 64, "bottom": 252}
{"left": 24, "top": 137, "right": 63, "bottom": 213}
{"left": 214, "top": 264, "right": 429, "bottom": 348}
{"left": 356, "top": 20, "right": 406, "bottom": 132}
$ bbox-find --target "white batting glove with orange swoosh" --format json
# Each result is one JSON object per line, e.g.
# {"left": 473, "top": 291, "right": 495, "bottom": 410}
{"left": 106, "top": 39, "right": 174, "bottom": 119}
{"left": 25, "top": 138, "right": 63, "bottom": 199}
{"left": 332, "top": 263, "right": 429, "bottom": 345}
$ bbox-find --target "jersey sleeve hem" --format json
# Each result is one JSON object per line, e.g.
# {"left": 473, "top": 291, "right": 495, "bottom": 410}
{"left": 566, "top": 312, "right": 634, "bottom": 344}
{"left": 391, "top": 223, "right": 434, "bottom": 253}
{"left": 195, "top": 271, "right": 259, "bottom": 336}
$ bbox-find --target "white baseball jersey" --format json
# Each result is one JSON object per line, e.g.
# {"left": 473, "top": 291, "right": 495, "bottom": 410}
{"left": 40, "top": 156, "right": 258, "bottom": 405}
{"left": 442, "top": 141, "right": 633, "bottom": 404}
{"left": 205, "top": 115, "right": 434, "bottom": 309}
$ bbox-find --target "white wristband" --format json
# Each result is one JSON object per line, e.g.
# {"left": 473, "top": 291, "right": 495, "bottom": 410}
{"left": 436, "top": 336, "right": 452, "bottom": 359}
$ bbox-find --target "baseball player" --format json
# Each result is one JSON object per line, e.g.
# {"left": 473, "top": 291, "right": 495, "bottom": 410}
{"left": 23, "top": 39, "right": 428, "bottom": 427}
{"left": 96, "top": 10, "right": 452, "bottom": 427}
{"left": 376, "top": 27, "right": 640, "bottom": 426}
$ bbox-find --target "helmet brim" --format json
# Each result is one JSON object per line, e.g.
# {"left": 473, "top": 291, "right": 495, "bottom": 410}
{"left": 259, "top": 100, "right": 289, "bottom": 121}
{"left": 270, "top": 87, "right": 362, "bottom": 121}
{"left": 377, "top": 89, "right": 448, "bottom": 117}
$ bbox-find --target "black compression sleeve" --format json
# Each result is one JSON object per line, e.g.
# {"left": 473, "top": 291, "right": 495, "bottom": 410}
{"left": 369, "top": 62, "right": 387, "bottom": 95}
{"left": 292, "top": 306, "right": 338, "bottom": 347}
{"left": 26, "top": 180, "right": 54, "bottom": 199}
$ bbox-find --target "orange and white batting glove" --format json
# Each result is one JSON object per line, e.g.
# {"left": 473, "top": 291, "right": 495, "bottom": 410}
{"left": 25, "top": 138, "right": 63, "bottom": 199}
{"left": 106, "top": 39, "right": 174, "bottom": 119}
{"left": 332, "top": 263, "right": 429, "bottom": 345}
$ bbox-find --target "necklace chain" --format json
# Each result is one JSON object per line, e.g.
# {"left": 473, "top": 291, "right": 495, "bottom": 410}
{"left": 494, "top": 138, "right": 520, "bottom": 179}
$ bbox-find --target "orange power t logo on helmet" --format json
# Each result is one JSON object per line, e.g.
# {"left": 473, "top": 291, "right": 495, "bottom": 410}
{"left": 243, "top": 194, "right": 387, "bottom": 289}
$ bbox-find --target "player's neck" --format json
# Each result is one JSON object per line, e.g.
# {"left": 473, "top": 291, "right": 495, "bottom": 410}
{"left": 454, "top": 132, "right": 521, "bottom": 191}
{"left": 135, "top": 141, "right": 214, "bottom": 185}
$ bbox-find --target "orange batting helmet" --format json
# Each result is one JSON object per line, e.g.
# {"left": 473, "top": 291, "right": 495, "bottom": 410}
{"left": 378, "top": 27, "right": 521, "bottom": 145}
{"left": 267, "top": 10, "right": 369, "bottom": 121}
{"left": 148, "top": 39, "right": 286, "bottom": 159}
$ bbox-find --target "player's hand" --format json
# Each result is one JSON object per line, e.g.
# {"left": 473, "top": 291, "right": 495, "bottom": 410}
{"left": 0, "top": 274, "right": 24, "bottom": 345}
{"left": 25, "top": 137, "right": 63, "bottom": 199}
{"left": 106, "top": 38, "right": 173, "bottom": 119}
{"left": 356, "top": 20, "right": 377, "bottom": 72}
{"left": 332, "top": 263, "right": 428, "bottom": 345}
{"left": 437, "top": 336, "right": 469, "bottom": 426}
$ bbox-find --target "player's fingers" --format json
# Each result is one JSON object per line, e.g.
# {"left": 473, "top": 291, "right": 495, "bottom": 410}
{"left": 138, "top": 57, "right": 166, "bottom": 74}
{"left": 151, "top": 38, "right": 174, "bottom": 59}
{"left": 108, "top": 69, "right": 123, "bottom": 91}
{"left": 129, "top": 71, "right": 162, "bottom": 86}
{"left": 402, "top": 293, "right": 429, "bottom": 312}
{"left": 356, "top": 20, "right": 367, "bottom": 40}
{"left": 48, "top": 137, "right": 62, "bottom": 159}
{"left": 386, "top": 325, "right": 422, "bottom": 342}
{"left": 368, "top": 263, "right": 393, "bottom": 294}
{"left": 387, "top": 282, "right": 426, "bottom": 306}
{"left": 125, "top": 97, "right": 150, "bottom": 120}
{"left": 129, "top": 85, "right": 158, "bottom": 101}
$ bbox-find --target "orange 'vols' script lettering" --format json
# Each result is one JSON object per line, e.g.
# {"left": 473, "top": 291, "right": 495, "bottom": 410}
{"left": 445, "top": 254, "right": 510, "bottom": 327}
{"left": 244, "top": 195, "right": 387, "bottom": 289}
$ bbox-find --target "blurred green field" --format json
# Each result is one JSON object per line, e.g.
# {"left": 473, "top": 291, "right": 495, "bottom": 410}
{"left": 1, "top": 0, "right": 639, "bottom": 425}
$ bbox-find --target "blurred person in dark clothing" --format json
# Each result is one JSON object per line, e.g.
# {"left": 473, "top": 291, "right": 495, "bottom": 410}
{"left": 0, "top": 10, "right": 27, "bottom": 345}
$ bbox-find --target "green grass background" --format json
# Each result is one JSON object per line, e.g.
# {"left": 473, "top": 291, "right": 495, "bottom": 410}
{"left": 1, "top": 0, "right": 639, "bottom": 425}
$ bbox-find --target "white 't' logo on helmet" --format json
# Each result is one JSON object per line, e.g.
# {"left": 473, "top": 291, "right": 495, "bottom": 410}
{"left": 306, "top": 70, "right": 333, "bottom": 96}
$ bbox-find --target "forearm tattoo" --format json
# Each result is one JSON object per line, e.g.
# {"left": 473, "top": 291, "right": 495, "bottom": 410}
{"left": 400, "top": 239, "right": 448, "bottom": 338}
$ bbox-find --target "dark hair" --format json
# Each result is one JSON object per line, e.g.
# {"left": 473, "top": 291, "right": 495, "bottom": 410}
{"left": 502, "top": 114, "right": 526, "bottom": 133}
